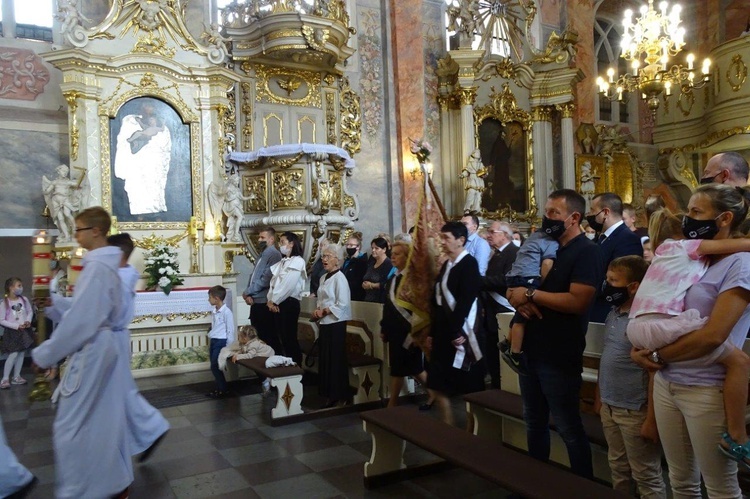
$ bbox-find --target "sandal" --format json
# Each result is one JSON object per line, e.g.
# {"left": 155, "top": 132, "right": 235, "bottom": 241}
{"left": 0, "top": 379, "right": 9, "bottom": 390}
{"left": 718, "top": 432, "right": 750, "bottom": 471}
{"left": 11, "top": 376, "right": 27, "bottom": 385}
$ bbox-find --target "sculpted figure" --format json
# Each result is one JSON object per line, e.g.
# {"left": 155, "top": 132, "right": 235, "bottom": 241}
{"left": 460, "top": 149, "right": 487, "bottom": 214}
{"left": 42, "top": 164, "right": 86, "bottom": 243}
{"left": 208, "top": 174, "right": 255, "bottom": 242}
{"left": 56, "top": 0, "right": 91, "bottom": 47}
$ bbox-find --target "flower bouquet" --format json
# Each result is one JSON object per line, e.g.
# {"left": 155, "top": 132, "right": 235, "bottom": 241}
{"left": 144, "top": 243, "right": 184, "bottom": 295}
{"left": 409, "top": 138, "right": 433, "bottom": 164}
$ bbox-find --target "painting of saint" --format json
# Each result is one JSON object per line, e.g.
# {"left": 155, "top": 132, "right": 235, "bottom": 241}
{"left": 110, "top": 97, "right": 192, "bottom": 223}
{"left": 477, "top": 118, "right": 528, "bottom": 213}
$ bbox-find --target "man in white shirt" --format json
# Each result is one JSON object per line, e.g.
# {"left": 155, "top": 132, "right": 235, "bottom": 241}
{"left": 460, "top": 214, "right": 492, "bottom": 276}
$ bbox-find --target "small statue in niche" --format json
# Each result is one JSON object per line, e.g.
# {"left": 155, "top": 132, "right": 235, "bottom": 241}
{"left": 580, "top": 160, "right": 598, "bottom": 208}
{"left": 42, "top": 164, "right": 87, "bottom": 243}
{"left": 207, "top": 174, "right": 255, "bottom": 243}
{"left": 460, "top": 149, "right": 487, "bottom": 214}
{"left": 56, "top": 0, "right": 91, "bottom": 48}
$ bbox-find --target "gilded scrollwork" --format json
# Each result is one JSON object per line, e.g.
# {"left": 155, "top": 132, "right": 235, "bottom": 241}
{"left": 63, "top": 91, "right": 81, "bottom": 162}
{"left": 302, "top": 26, "right": 330, "bottom": 51}
{"left": 457, "top": 87, "right": 477, "bottom": 106}
{"left": 677, "top": 88, "right": 695, "bottom": 116}
{"left": 255, "top": 64, "right": 322, "bottom": 108}
{"left": 241, "top": 82, "right": 253, "bottom": 150}
{"left": 555, "top": 102, "right": 575, "bottom": 119}
{"left": 727, "top": 54, "right": 747, "bottom": 92}
{"left": 271, "top": 170, "right": 306, "bottom": 209}
{"left": 325, "top": 92, "right": 337, "bottom": 145}
{"left": 113, "top": 0, "right": 205, "bottom": 56}
{"left": 339, "top": 77, "right": 362, "bottom": 156}
{"left": 530, "top": 29, "right": 578, "bottom": 65}
{"left": 328, "top": 171, "right": 343, "bottom": 210}
{"left": 242, "top": 174, "right": 268, "bottom": 213}
{"left": 133, "top": 232, "right": 188, "bottom": 251}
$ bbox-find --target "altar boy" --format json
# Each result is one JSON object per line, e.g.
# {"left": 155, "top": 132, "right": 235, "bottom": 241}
{"left": 32, "top": 207, "right": 133, "bottom": 498}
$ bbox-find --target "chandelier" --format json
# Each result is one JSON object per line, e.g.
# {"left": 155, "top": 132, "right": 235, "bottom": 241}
{"left": 596, "top": 0, "right": 710, "bottom": 117}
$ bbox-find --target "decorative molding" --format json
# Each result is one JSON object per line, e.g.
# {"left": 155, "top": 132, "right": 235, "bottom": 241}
{"left": 271, "top": 169, "right": 306, "bottom": 209}
{"left": 325, "top": 91, "right": 337, "bottom": 145}
{"left": 531, "top": 105, "right": 552, "bottom": 122}
{"left": 63, "top": 91, "right": 81, "bottom": 162}
{"left": 241, "top": 82, "right": 253, "bottom": 150}
{"left": 457, "top": 86, "right": 477, "bottom": 106}
{"left": 677, "top": 88, "right": 695, "bottom": 116}
{"left": 339, "top": 77, "right": 361, "bottom": 156}
{"left": 242, "top": 173, "right": 269, "bottom": 213}
{"left": 555, "top": 102, "right": 575, "bottom": 119}
{"left": 727, "top": 54, "right": 747, "bottom": 92}
{"left": 254, "top": 64, "right": 322, "bottom": 108}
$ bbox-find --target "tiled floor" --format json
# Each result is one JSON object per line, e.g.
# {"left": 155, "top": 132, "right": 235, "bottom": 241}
{"left": 2, "top": 369, "right": 510, "bottom": 498}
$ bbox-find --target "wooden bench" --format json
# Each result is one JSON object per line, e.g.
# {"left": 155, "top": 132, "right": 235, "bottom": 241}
{"left": 235, "top": 357, "right": 304, "bottom": 422}
{"left": 361, "top": 406, "right": 627, "bottom": 498}
{"left": 465, "top": 389, "right": 607, "bottom": 447}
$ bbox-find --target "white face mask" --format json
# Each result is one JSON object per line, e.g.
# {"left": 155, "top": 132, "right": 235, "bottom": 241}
{"left": 280, "top": 245, "right": 291, "bottom": 256}
{"left": 512, "top": 239, "right": 521, "bottom": 247}
{"left": 585, "top": 233, "right": 596, "bottom": 240}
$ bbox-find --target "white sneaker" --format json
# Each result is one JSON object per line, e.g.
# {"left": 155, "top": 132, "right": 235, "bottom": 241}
{"left": 11, "top": 376, "right": 27, "bottom": 385}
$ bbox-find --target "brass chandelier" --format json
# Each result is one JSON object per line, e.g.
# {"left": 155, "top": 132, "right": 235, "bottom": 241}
{"left": 596, "top": 0, "right": 711, "bottom": 118}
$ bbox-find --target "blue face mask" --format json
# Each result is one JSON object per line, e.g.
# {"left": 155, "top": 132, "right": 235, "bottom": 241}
{"left": 13, "top": 287, "right": 23, "bottom": 297}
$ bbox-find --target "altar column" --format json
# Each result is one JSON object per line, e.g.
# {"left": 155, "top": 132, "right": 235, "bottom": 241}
{"left": 557, "top": 103, "right": 576, "bottom": 190}
{"left": 438, "top": 94, "right": 457, "bottom": 215}
{"left": 531, "top": 106, "right": 553, "bottom": 209}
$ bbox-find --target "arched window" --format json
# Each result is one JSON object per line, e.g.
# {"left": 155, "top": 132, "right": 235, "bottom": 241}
{"left": 12, "top": 0, "right": 53, "bottom": 42}
{"left": 594, "top": 18, "right": 632, "bottom": 125}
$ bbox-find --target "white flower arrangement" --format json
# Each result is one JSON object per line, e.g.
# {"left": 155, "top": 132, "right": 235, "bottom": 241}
{"left": 144, "top": 243, "right": 184, "bottom": 295}
{"left": 409, "top": 137, "right": 433, "bottom": 164}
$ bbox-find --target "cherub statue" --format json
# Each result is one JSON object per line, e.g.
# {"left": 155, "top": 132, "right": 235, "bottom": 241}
{"left": 201, "top": 23, "right": 232, "bottom": 64}
{"left": 136, "top": 0, "right": 167, "bottom": 31}
{"left": 42, "top": 164, "right": 87, "bottom": 243}
{"left": 56, "top": 0, "right": 91, "bottom": 47}
{"left": 459, "top": 149, "right": 487, "bottom": 214}
{"left": 207, "top": 174, "right": 255, "bottom": 243}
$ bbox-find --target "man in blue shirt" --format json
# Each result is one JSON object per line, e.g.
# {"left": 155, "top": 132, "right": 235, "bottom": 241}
{"left": 243, "top": 227, "right": 282, "bottom": 352}
{"left": 461, "top": 214, "right": 491, "bottom": 276}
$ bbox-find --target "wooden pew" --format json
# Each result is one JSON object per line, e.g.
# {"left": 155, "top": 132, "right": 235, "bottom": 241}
{"left": 361, "top": 406, "right": 627, "bottom": 498}
{"left": 235, "top": 357, "right": 304, "bottom": 424}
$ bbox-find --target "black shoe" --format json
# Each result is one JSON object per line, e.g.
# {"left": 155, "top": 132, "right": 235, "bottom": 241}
{"left": 138, "top": 430, "right": 168, "bottom": 463}
{"left": 501, "top": 350, "right": 529, "bottom": 376}
{"left": 498, "top": 338, "right": 510, "bottom": 354}
{"left": 7, "top": 476, "right": 37, "bottom": 499}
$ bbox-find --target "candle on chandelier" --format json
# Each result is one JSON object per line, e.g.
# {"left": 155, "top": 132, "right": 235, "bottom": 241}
{"left": 31, "top": 232, "right": 52, "bottom": 294}
{"left": 686, "top": 53, "right": 695, "bottom": 70}
{"left": 702, "top": 58, "right": 711, "bottom": 75}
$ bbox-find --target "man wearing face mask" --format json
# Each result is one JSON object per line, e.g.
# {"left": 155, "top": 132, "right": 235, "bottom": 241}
{"left": 700, "top": 152, "right": 749, "bottom": 187}
{"left": 586, "top": 192, "right": 643, "bottom": 323}
{"left": 507, "top": 189, "right": 603, "bottom": 479}
{"left": 243, "top": 227, "right": 282, "bottom": 353}
{"left": 481, "top": 221, "right": 519, "bottom": 388}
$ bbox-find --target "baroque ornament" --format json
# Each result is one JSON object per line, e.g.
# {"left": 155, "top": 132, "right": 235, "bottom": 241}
{"left": 339, "top": 77, "right": 362, "bottom": 156}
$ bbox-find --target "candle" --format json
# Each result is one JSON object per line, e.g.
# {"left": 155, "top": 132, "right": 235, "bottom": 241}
{"left": 31, "top": 233, "right": 52, "bottom": 294}
{"left": 67, "top": 247, "right": 85, "bottom": 291}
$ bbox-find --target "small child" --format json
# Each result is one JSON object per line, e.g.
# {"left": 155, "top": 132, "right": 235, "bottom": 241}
{"left": 500, "top": 231, "right": 559, "bottom": 374}
{"left": 218, "top": 325, "right": 275, "bottom": 371}
{"left": 0, "top": 278, "right": 34, "bottom": 389}
{"left": 207, "top": 285, "right": 235, "bottom": 398}
{"left": 627, "top": 209, "right": 750, "bottom": 467}
{"left": 595, "top": 256, "right": 666, "bottom": 497}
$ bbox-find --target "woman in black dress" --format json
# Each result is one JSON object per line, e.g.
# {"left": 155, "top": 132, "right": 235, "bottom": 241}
{"left": 380, "top": 241, "right": 427, "bottom": 407}
{"left": 342, "top": 232, "right": 368, "bottom": 301}
{"left": 362, "top": 237, "right": 394, "bottom": 303}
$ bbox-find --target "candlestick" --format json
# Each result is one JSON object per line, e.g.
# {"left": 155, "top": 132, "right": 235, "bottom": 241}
{"left": 29, "top": 230, "right": 52, "bottom": 402}
{"left": 67, "top": 247, "right": 85, "bottom": 293}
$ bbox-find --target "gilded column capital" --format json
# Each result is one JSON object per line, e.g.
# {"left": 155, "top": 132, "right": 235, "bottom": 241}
{"left": 555, "top": 102, "right": 576, "bottom": 118}
{"left": 531, "top": 105, "right": 553, "bottom": 122}
{"left": 457, "top": 87, "right": 477, "bottom": 106}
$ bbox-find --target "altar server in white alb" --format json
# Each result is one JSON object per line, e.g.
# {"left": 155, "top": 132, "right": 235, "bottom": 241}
{"left": 0, "top": 413, "right": 36, "bottom": 497}
{"left": 33, "top": 207, "right": 133, "bottom": 498}
{"left": 108, "top": 233, "right": 170, "bottom": 462}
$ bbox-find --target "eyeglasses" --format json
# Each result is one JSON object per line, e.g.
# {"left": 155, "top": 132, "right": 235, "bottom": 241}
{"left": 321, "top": 254, "right": 337, "bottom": 260}
{"left": 75, "top": 227, "right": 94, "bottom": 233}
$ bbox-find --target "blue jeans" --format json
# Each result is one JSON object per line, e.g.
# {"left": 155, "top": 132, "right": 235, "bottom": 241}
{"left": 519, "top": 358, "right": 593, "bottom": 479}
{"left": 209, "top": 338, "right": 228, "bottom": 392}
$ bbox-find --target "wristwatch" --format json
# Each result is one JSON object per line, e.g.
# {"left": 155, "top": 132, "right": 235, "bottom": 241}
{"left": 524, "top": 287, "right": 536, "bottom": 303}
{"left": 650, "top": 350, "right": 664, "bottom": 365}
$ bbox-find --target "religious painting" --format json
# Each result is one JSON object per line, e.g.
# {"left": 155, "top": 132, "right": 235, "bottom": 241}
{"left": 477, "top": 118, "right": 529, "bottom": 214}
{"left": 109, "top": 96, "right": 192, "bottom": 223}
{"left": 576, "top": 155, "right": 606, "bottom": 210}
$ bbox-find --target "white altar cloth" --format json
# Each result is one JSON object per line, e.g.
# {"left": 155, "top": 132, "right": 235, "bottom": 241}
{"left": 134, "top": 288, "right": 214, "bottom": 318}
{"left": 227, "top": 143, "right": 355, "bottom": 169}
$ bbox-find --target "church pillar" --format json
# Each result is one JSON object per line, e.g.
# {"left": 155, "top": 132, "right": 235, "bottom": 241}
{"left": 531, "top": 106, "right": 552, "bottom": 210}
{"left": 556, "top": 103, "right": 576, "bottom": 189}
{"left": 438, "top": 94, "right": 457, "bottom": 215}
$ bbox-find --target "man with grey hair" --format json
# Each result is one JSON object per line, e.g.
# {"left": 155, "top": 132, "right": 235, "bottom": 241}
{"left": 481, "top": 220, "right": 519, "bottom": 388}
{"left": 701, "top": 152, "right": 749, "bottom": 186}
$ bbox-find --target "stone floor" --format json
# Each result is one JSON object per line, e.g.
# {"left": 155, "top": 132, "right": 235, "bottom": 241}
{"left": 2, "top": 369, "right": 511, "bottom": 499}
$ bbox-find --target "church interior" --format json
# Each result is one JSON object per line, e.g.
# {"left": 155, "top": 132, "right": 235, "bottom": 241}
{"left": 2, "top": 0, "right": 750, "bottom": 497}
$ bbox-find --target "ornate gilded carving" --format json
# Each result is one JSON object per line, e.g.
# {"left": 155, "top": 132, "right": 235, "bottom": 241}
{"left": 530, "top": 105, "right": 552, "bottom": 122}
{"left": 555, "top": 102, "right": 575, "bottom": 119}
{"left": 339, "top": 77, "right": 361, "bottom": 156}
{"left": 63, "top": 91, "right": 81, "bottom": 162}
{"left": 241, "top": 82, "right": 253, "bottom": 150}
{"left": 677, "top": 88, "right": 695, "bottom": 116}
{"left": 114, "top": 0, "right": 205, "bottom": 56}
{"left": 457, "top": 86, "right": 477, "bottom": 106}
{"left": 133, "top": 232, "right": 188, "bottom": 251}
{"left": 531, "top": 29, "right": 578, "bottom": 65}
{"left": 727, "top": 54, "right": 747, "bottom": 92}
{"left": 268, "top": 153, "right": 304, "bottom": 169}
{"left": 254, "top": 64, "right": 322, "bottom": 108}
{"left": 242, "top": 174, "right": 268, "bottom": 213}
{"left": 132, "top": 34, "right": 176, "bottom": 58}
{"left": 271, "top": 170, "right": 306, "bottom": 209}
{"left": 263, "top": 113, "right": 283, "bottom": 147}
{"left": 325, "top": 92, "right": 337, "bottom": 145}
{"left": 329, "top": 171, "right": 343, "bottom": 210}
{"left": 217, "top": 94, "right": 237, "bottom": 170}
{"left": 698, "top": 125, "right": 750, "bottom": 148}
{"left": 302, "top": 26, "right": 330, "bottom": 51}
{"left": 474, "top": 82, "right": 536, "bottom": 223}
{"left": 323, "top": 74, "right": 336, "bottom": 86}
{"left": 139, "top": 72, "right": 158, "bottom": 87}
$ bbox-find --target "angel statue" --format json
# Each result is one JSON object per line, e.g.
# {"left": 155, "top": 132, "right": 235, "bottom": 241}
{"left": 207, "top": 174, "right": 254, "bottom": 243}
{"left": 42, "top": 164, "right": 87, "bottom": 243}
{"left": 56, "top": 0, "right": 91, "bottom": 48}
{"left": 580, "top": 160, "right": 598, "bottom": 208}
{"left": 459, "top": 149, "right": 487, "bottom": 214}
{"left": 201, "top": 23, "right": 232, "bottom": 64}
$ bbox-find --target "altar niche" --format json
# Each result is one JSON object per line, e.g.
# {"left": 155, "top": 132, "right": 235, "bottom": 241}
{"left": 109, "top": 96, "right": 192, "bottom": 224}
